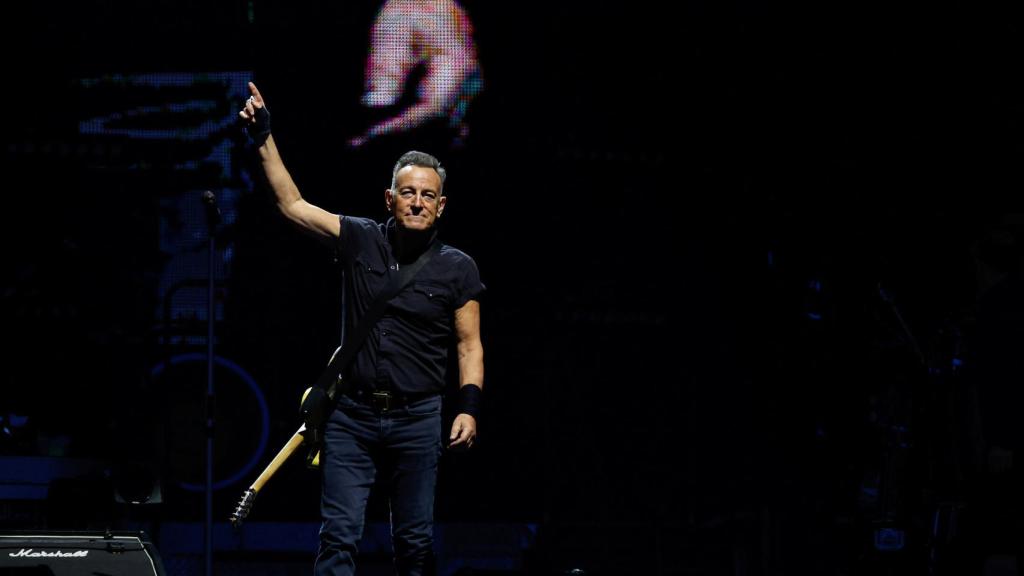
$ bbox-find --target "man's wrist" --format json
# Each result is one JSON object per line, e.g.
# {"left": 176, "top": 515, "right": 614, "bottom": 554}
{"left": 457, "top": 383, "right": 482, "bottom": 419}
{"left": 247, "top": 105, "right": 272, "bottom": 145}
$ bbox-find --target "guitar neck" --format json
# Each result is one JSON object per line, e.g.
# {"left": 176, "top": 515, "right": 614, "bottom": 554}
{"left": 251, "top": 426, "right": 307, "bottom": 493}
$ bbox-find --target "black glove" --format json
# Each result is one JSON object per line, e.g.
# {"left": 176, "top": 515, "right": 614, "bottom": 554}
{"left": 246, "top": 101, "right": 271, "bottom": 145}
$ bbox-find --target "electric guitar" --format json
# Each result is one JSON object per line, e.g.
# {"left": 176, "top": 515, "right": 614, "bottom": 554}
{"left": 230, "top": 345, "right": 347, "bottom": 526}
{"left": 229, "top": 386, "right": 326, "bottom": 527}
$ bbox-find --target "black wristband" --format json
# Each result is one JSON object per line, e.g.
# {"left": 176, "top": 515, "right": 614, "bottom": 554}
{"left": 457, "top": 384, "right": 482, "bottom": 419}
{"left": 247, "top": 104, "right": 271, "bottom": 145}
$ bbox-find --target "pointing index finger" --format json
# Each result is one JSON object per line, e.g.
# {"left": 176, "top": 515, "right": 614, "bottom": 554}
{"left": 248, "top": 81, "right": 264, "bottom": 105}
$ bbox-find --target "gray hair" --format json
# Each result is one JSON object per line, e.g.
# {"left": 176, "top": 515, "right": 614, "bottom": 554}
{"left": 390, "top": 150, "right": 446, "bottom": 196}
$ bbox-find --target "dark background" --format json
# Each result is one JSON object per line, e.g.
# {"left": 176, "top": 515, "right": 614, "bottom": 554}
{"left": 2, "top": 0, "right": 1022, "bottom": 574}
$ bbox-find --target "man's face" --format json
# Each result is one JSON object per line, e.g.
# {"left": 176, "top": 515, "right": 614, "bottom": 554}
{"left": 386, "top": 165, "right": 446, "bottom": 232}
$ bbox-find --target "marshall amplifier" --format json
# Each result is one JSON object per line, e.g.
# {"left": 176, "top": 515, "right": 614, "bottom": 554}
{"left": 0, "top": 531, "right": 165, "bottom": 575}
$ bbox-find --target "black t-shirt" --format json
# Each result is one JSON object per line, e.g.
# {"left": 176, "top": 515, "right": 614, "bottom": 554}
{"left": 338, "top": 216, "right": 484, "bottom": 395}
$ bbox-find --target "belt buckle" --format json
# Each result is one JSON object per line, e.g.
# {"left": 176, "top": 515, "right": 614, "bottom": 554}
{"left": 371, "top": 391, "right": 392, "bottom": 412}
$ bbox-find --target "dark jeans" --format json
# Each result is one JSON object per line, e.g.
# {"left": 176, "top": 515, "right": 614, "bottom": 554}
{"left": 315, "top": 393, "right": 443, "bottom": 576}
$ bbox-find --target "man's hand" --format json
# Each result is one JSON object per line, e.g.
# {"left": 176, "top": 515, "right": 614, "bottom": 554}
{"left": 238, "top": 81, "right": 271, "bottom": 143}
{"left": 448, "top": 413, "right": 477, "bottom": 451}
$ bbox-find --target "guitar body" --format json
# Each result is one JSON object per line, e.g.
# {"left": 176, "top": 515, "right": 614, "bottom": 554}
{"left": 302, "top": 386, "right": 323, "bottom": 469}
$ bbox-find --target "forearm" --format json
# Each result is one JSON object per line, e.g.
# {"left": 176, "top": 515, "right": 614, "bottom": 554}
{"left": 450, "top": 338, "right": 482, "bottom": 447}
{"left": 258, "top": 135, "right": 302, "bottom": 213}
{"left": 257, "top": 136, "right": 338, "bottom": 239}
{"left": 457, "top": 338, "right": 484, "bottom": 389}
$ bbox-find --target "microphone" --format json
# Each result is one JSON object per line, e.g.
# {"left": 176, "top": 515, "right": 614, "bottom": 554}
{"left": 202, "top": 190, "right": 221, "bottom": 228}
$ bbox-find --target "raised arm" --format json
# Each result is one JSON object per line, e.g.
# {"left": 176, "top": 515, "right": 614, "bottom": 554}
{"left": 239, "top": 82, "right": 340, "bottom": 242}
{"left": 448, "top": 299, "right": 483, "bottom": 450}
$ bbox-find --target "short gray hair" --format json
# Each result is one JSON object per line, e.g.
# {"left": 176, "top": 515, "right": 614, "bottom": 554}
{"left": 390, "top": 150, "right": 446, "bottom": 195}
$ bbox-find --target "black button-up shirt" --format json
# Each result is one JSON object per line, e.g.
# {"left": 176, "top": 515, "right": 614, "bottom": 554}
{"left": 338, "top": 216, "right": 485, "bottom": 395}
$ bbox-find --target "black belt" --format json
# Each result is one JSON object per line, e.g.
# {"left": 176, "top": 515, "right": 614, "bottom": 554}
{"left": 345, "top": 389, "right": 436, "bottom": 412}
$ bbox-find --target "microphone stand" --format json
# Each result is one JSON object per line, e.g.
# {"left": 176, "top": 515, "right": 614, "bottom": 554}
{"left": 201, "top": 190, "right": 221, "bottom": 576}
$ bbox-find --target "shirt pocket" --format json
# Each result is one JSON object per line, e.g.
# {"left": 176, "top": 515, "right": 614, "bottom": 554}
{"left": 354, "top": 256, "right": 387, "bottom": 276}
{"left": 411, "top": 281, "right": 453, "bottom": 319}
{"left": 353, "top": 256, "right": 388, "bottom": 294}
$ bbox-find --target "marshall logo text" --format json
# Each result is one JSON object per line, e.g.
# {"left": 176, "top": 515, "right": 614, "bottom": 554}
{"left": 9, "top": 548, "right": 90, "bottom": 558}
